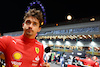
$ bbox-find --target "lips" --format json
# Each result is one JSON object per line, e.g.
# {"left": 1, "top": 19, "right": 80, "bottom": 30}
{"left": 27, "top": 29, "right": 33, "bottom": 32}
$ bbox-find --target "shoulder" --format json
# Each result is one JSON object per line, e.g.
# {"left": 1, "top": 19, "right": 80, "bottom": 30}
{"left": 0, "top": 36, "right": 12, "bottom": 39}
{"left": 11, "top": 36, "right": 22, "bottom": 42}
{"left": 12, "top": 36, "right": 20, "bottom": 39}
{"left": 0, "top": 36, "right": 21, "bottom": 43}
{"left": 35, "top": 40, "right": 44, "bottom": 49}
{"left": 35, "top": 40, "right": 43, "bottom": 46}
{"left": 0, "top": 36, "right": 14, "bottom": 46}
{"left": 0, "top": 36, "right": 21, "bottom": 40}
{"left": 0, "top": 36, "right": 13, "bottom": 41}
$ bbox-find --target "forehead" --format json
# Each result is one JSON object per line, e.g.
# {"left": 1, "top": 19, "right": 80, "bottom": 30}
{"left": 25, "top": 16, "right": 39, "bottom": 23}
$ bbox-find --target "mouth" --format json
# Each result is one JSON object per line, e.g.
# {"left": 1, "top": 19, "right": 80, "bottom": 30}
{"left": 26, "top": 29, "right": 33, "bottom": 32}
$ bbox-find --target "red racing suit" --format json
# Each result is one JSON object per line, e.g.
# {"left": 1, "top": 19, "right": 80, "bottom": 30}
{"left": 0, "top": 35, "right": 44, "bottom": 67}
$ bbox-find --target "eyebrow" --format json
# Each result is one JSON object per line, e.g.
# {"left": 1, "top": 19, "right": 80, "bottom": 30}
{"left": 33, "top": 21, "right": 38, "bottom": 24}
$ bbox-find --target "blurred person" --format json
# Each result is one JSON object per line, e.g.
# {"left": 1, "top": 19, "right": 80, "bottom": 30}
{"left": 79, "top": 54, "right": 99, "bottom": 67}
{"left": 62, "top": 52, "right": 66, "bottom": 58}
{"left": 48, "top": 50, "right": 52, "bottom": 62}
{"left": 53, "top": 52, "right": 56, "bottom": 62}
{"left": 61, "top": 52, "right": 67, "bottom": 67}
{"left": 61, "top": 52, "right": 66, "bottom": 64}
{"left": 44, "top": 52, "right": 50, "bottom": 63}
{"left": 92, "top": 56, "right": 99, "bottom": 67}
{"left": 0, "top": 9, "right": 50, "bottom": 67}
{"left": 55, "top": 54, "right": 61, "bottom": 64}
{"left": 44, "top": 47, "right": 51, "bottom": 63}
{"left": 92, "top": 56, "right": 98, "bottom": 62}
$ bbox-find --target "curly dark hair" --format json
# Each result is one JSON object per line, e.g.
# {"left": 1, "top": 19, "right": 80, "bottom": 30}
{"left": 24, "top": 8, "right": 44, "bottom": 27}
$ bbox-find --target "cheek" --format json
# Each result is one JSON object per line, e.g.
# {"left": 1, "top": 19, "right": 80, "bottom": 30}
{"left": 23, "top": 25, "right": 28, "bottom": 30}
{"left": 33, "top": 27, "right": 39, "bottom": 32}
{"left": 37, "top": 28, "right": 41, "bottom": 32}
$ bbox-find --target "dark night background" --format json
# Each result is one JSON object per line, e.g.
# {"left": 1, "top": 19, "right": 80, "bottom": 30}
{"left": 0, "top": 0, "right": 100, "bottom": 34}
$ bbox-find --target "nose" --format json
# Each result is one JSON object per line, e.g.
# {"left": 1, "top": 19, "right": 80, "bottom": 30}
{"left": 28, "top": 23, "right": 33, "bottom": 29}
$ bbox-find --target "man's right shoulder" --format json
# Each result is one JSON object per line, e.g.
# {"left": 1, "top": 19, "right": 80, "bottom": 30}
{"left": 0, "top": 36, "right": 12, "bottom": 40}
{"left": 0, "top": 36, "right": 21, "bottom": 41}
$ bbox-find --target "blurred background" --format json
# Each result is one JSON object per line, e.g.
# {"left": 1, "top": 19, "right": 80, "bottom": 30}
{"left": 0, "top": 0, "right": 100, "bottom": 34}
{"left": 0, "top": 0, "right": 100, "bottom": 67}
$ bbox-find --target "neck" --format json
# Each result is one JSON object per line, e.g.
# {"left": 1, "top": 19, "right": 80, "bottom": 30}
{"left": 23, "top": 33, "right": 35, "bottom": 39}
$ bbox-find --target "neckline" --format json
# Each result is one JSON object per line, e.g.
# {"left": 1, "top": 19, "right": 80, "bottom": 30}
{"left": 20, "top": 35, "right": 36, "bottom": 43}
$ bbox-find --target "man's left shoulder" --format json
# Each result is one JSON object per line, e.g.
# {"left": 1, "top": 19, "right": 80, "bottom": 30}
{"left": 35, "top": 40, "right": 43, "bottom": 46}
{"left": 35, "top": 40, "right": 44, "bottom": 50}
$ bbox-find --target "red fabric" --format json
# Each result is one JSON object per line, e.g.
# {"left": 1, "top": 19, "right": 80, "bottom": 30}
{"left": 0, "top": 35, "right": 44, "bottom": 67}
{"left": 75, "top": 56, "right": 80, "bottom": 61}
{"left": 80, "top": 58, "right": 96, "bottom": 67}
{"left": 67, "top": 64, "right": 81, "bottom": 67}
{"left": 94, "top": 62, "right": 99, "bottom": 67}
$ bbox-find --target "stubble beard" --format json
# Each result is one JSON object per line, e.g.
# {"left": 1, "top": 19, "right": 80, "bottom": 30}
{"left": 26, "top": 32, "right": 33, "bottom": 36}
{"left": 25, "top": 29, "right": 34, "bottom": 36}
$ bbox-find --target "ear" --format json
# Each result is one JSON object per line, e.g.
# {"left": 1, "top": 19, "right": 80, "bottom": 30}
{"left": 37, "top": 27, "right": 41, "bottom": 32}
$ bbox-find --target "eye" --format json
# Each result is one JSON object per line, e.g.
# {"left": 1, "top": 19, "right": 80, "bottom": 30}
{"left": 33, "top": 22, "right": 37, "bottom": 26}
{"left": 33, "top": 23, "right": 36, "bottom": 25}
{"left": 26, "top": 20, "right": 31, "bottom": 25}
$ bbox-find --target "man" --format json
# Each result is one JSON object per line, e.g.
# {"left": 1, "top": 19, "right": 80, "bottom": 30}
{"left": 92, "top": 56, "right": 99, "bottom": 67}
{"left": 79, "top": 54, "right": 99, "bottom": 67}
{"left": 92, "top": 56, "right": 98, "bottom": 62}
{"left": 0, "top": 9, "right": 50, "bottom": 67}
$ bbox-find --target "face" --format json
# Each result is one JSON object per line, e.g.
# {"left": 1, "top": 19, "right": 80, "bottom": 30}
{"left": 93, "top": 56, "right": 97, "bottom": 60}
{"left": 23, "top": 16, "right": 41, "bottom": 38}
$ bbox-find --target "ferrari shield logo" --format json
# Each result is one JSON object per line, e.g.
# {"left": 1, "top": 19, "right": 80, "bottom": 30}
{"left": 35, "top": 47, "right": 39, "bottom": 54}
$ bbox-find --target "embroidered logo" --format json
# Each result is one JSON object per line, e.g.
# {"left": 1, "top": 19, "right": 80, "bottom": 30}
{"left": 13, "top": 52, "right": 22, "bottom": 60}
{"left": 88, "top": 64, "right": 90, "bottom": 66}
{"left": 35, "top": 56, "right": 40, "bottom": 61}
{"left": 13, "top": 65, "right": 19, "bottom": 67}
{"left": 12, "top": 40, "right": 16, "bottom": 44}
{"left": 11, "top": 61, "right": 22, "bottom": 67}
{"left": 35, "top": 47, "right": 39, "bottom": 54}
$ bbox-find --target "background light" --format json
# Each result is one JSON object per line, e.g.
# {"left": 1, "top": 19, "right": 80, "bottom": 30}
{"left": 67, "top": 15, "right": 72, "bottom": 20}
{"left": 56, "top": 24, "right": 58, "bottom": 26}
{"left": 56, "top": 41, "right": 61, "bottom": 45}
{"left": 65, "top": 41, "right": 71, "bottom": 45}
{"left": 76, "top": 41, "right": 83, "bottom": 46}
{"left": 48, "top": 41, "right": 53, "bottom": 44}
{"left": 90, "top": 18, "right": 95, "bottom": 21}
{"left": 41, "top": 22, "right": 44, "bottom": 25}
{"left": 90, "top": 41, "right": 97, "bottom": 47}
{"left": 42, "top": 40, "right": 47, "bottom": 49}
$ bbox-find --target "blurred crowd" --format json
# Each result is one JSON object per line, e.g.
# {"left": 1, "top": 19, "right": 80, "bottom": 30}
{"left": 44, "top": 50, "right": 61, "bottom": 64}
{"left": 43, "top": 49, "right": 100, "bottom": 67}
